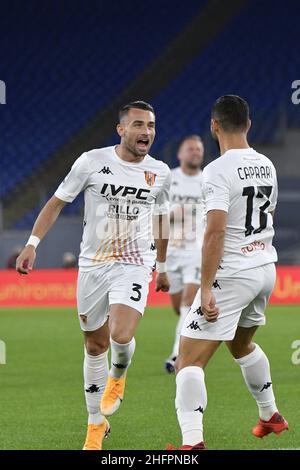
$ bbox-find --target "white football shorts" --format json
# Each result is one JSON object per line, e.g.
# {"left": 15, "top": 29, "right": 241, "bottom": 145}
{"left": 167, "top": 250, "right": 201, "bottom": 294}
{"left": 181, "top": 263, "right": 276, "bottom": 341}
{"left": 77, "top": 262, "right": 152, "bottom": 331}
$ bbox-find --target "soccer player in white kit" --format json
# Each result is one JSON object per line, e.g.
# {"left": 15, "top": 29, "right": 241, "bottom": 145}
{"left": 16, "top": 101, "right": 171, "bottom": 450}
{"left": 168, "top": 95, "right": 288, "bottom": 450}
{"left": 165, "top": 135, "right": 204, "bottom": 373}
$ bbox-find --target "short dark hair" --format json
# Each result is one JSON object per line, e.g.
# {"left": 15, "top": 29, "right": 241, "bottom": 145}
{"left": 179, "top": 134, "right": 203, "bottom": 149}
{"left": 119, "top": 100, "right": 155, "bottom": 122}
{"left": 211, "top": 95, "right": 250, "bottom": 132}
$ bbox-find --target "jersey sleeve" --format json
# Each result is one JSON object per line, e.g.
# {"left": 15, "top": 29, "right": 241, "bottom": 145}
{"left": 152, "top": 167, "right": 171, "bottom": 215}
{"left": 268, "top": 167, "right": 278, "bottom": 212}
{"left": 202, "top": 163, "right": 231, "bottom": 213}
{"left": 54, "top": 153, "right": 90, "bottom": 203}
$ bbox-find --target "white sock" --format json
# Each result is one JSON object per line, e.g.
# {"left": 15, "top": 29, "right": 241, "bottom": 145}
{"left": 176, "top": 366, "right": 207, "bottom": 446}
{"left": 171, "top": 306, "right": 190, "bottom": 358}
{"left": 235, "top": 344, "right": 278, "bottom": 421}
{"left": 84, "top": 349, "right": 108, "bottom": 425}
{"left": 110, "top": 337, "right": 136, "bottom": 379}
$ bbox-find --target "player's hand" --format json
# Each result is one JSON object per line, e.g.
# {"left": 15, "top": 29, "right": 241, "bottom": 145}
{"left": 155, "top": 272, "right": 170, "bottom": 292}
{"left": 201, "top": 289, "right": 219, "bottom": 322}
{"left": 16, "top": 246, "right": 36, "bottom": 275}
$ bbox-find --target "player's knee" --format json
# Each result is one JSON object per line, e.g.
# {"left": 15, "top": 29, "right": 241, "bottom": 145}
{"left": 86, "top": 343, "right": 109, "bottom": 356}
{"left": 85, "top": 337, "right": 109, "bottom": 356}
{"left": 110, "top": 330, "right": 133, "bottom": 345}
{"left": 111, "top": 334, "right": 133, "bottom": 345}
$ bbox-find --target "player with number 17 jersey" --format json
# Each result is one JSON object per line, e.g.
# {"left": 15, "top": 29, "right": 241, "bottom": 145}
{"left": 182, "top": 147, "right": 278, "bottom": 344}
{"left": 203, "top": 147, "right": 278, "bottom": 278}
{"left": 171, "top": 96, "right": 287, "bottom": 452}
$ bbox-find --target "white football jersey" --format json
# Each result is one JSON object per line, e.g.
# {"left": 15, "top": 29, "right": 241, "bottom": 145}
{"left": 55, "top": 146, "right": 171, "bottom": 270}
{"left": 202, "top": 148, "right": 278, "bottom": 277}
{"left": 168, "top": 166, "right": 204, "bottom": 252}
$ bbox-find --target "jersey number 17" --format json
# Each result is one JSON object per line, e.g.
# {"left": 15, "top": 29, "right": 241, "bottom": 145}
{"left": 242, "top": 185, "right": 273, "bottom": 237}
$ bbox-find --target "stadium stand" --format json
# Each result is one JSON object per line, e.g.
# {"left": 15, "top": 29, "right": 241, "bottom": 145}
{"left": 1, "top": 0, "right": 300, "bottom": 264}
{"left": 0, "top": 0, "right": 205, "bottom": 197}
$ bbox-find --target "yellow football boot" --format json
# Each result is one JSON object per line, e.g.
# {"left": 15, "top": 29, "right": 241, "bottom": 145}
{"left": 100, "top": 374, "right": 127, "bottom": 416}
{"left": 82, "top": 419, "right": 110, "bottom": 450}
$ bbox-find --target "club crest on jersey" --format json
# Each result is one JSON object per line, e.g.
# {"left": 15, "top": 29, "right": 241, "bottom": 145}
{"left": 144, "top": 171, "right": 156, "bottom": 187}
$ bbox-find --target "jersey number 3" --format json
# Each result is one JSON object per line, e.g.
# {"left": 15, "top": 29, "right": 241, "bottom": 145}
{"left": 242, "top": 186, "right": 273, "bottom": 236}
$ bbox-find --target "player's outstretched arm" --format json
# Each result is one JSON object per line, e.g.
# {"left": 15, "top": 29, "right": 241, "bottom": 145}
{"left": 16, "top": 196, "right": 66, "bottom": 275}
{"left": 153, "top": 214, "right": 170, "bottom": 292}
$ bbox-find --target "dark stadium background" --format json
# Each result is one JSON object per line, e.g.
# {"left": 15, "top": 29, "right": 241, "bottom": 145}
{"left": 0, "top": 0, "right": 300, "bottom": 451}
{"left": 1, "top": 0, "right": 300, "bottom": 269}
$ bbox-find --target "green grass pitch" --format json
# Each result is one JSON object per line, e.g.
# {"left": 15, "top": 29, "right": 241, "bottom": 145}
{"left": 0, "top": 305, "right": 299, "bottom": 450}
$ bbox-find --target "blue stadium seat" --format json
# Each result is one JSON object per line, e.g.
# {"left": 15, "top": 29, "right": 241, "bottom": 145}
{"left": 2, "top": 0, "right": 300, "bottom": 229}
{"left": 1, "top": 0, "right": 204, "bottom": 197}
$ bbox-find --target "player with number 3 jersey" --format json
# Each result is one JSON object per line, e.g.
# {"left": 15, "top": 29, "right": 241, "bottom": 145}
{"left": 16, "top": 101, "right": 171, "bottom": 451}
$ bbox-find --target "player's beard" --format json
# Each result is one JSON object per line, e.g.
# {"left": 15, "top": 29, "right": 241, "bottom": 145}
{"left": 122, "top": 140, "right": 144, "bottom": 159}
{"left": 123, "top": 135, "right": 151, "bottom": 158}
{"left": 186, "top": 160, "right": 202, "bottom": 170}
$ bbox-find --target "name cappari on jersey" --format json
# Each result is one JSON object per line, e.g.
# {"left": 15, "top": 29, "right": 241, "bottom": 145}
{"left": 55, "top": 146, "right": 171, "bottom": 270}
{"left": 202, "top": 148, "right": 278, "bottom": 277}
{"left": 168, "top": 167, "right": 204, "bottom": 252}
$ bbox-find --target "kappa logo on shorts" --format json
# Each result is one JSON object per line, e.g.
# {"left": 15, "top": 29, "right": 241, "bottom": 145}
{"left": 187, "top": 321, "right": 201, "bottom": 331}
{"left": 194, "top": 307, "right": 204, "bottom": 316}
{"left": 213, "top": 280, "right": 221, "bottom": 289}
{"left": 144, "top": 171, "right": 157, "bottom": 186}
{"left": 194, "top": 405, "right": 204, "bottom": 414}
{"left": 260, "top": 381, "right": 272, "bottom": 392}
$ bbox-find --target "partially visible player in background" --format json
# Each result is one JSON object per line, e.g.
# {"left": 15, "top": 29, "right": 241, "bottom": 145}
{"left": 16, "top": 101, "right": 171, "bottom": 451}
{"left": 165, "top": 136, "right": 204, "bottom": 373}
{"left": 169, "top": 95, "right": 288, "bottom": 450}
